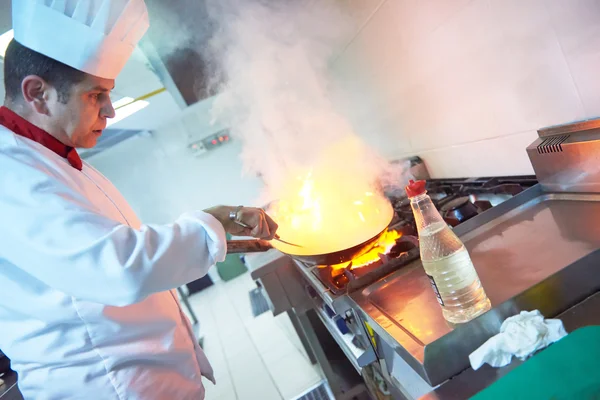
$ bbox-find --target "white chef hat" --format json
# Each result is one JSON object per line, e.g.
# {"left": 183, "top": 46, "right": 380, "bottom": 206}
{"left": 12, "top": 0, "right": 150, "bottom": 80}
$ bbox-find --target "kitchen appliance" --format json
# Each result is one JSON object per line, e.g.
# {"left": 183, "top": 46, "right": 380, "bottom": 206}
{"left": 354, "top": 118, "right": 600, "bottom": 398}
{"left": 251, "top": 174, "right": 536, "bottom": 400}
{"left": 310, "top": 236, "right": 420, "bottom": 296}
{"left": 306, "top": 176, "right": 538, "bottom": 289}
{"left": 248, "top": 120, "right": 600, "bottom": 399}
{"left": 526, "top": 118, "right": 600, "bottom": 193}
{"left": 246, "top": 171, "right": 541, "bottom": 395}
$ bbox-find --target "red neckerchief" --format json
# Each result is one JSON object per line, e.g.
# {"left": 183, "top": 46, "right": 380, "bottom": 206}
{"left": 0, "top": 106, "right": 82, "bottom": 171}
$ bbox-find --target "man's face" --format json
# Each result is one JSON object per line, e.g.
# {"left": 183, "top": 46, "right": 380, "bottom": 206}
{"left": 46, "top": 75, "right": 116, "bottom": 149}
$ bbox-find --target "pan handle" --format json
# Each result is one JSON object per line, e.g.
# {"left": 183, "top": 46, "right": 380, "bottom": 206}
{"left": 227, "top": 239, "right": 273, "bottom": 254}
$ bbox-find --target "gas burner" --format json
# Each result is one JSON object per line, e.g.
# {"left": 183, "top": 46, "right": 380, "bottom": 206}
{"left": 389, "top": 175, "right": 538, "bottom": 231}
{"left": 426, "top": 176, "right": 538, "bottom": 197}
{"left": 311, "top": 237, "right": 420, "bottom": 295}
{"left": 309, "top": 176, "right": 538, "bottom": 296}
{"left": 439, "top": 196, "right": 490, "bottom": 227}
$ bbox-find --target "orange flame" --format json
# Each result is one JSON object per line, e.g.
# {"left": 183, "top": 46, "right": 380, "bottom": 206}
{"left": 329, "top": 230, "right": 401, "bottom": 271}
{"left": 267, "top": 138, "right": 394, "bottom": 257}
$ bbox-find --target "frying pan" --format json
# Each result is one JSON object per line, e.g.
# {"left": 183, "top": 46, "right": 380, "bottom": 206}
{"left": 226, "top": 204, "right": 395, "bottom": 266}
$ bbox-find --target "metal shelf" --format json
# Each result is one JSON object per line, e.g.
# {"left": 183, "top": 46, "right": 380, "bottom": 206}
{"left": 313, "top": 304, "right": 374, "bottom": 374}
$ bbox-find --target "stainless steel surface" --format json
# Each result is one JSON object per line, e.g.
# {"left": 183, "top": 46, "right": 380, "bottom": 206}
{"left": 246, "top": 249, "right": 291, "bottom": 278}
{"left": 421, "top": 290, "right": 600, "bottom": 400}
{"left": 293, "top": 259, "right": 363, "bottom": 318}
{"left": 141, "top": 0, "right": 222, "bottom": 106}
{"left": 527, "top": 118, "right": 600, "bottom": 192}
{"left": 290, "top": 258, "right": 382, "bottom": 385}
{"left": 349, "top": 185, "right": 600, "bottom": 385}
{"left": 287, "top": 310, "right": 318, "bottom": 365}
{"left": 246, "top": 251, "right": 294, "bottom": 315}
{"left": 397, "top": 157, "right": 430, "bottom": 181}
{"left": 246, "top": 119, "right": 600, "bottom": 397}
{"left": 409, "top": 157, "right": 430, "bottom": 181}
{"left": 459, "top": 191, "right": 600, "bottom": 304}
{"left": 380, "top": 341, "right": 434, "bottom": 400}
{"left": 312, "top": 304, "right": 376, "bottom": 374}
{"left": 537, "top": 117, "right": 600, "bottom": 137}
{"left": 295, "top": 312, "right": 370, "bottom": 400}
{"left": 249, "top": 180, "right": 600, "bottom": 397}
{"left": 256, "top": 272, "right": 290, "bottom": 315}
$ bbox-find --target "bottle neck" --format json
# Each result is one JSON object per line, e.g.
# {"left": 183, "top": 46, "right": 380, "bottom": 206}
{"left": 410, "top": 192, "right": 446, "bottom": 232}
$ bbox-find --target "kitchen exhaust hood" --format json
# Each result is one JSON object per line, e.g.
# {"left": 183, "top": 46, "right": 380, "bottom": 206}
{"left": 140, "top": 0, "right": 224, "bottom": 109}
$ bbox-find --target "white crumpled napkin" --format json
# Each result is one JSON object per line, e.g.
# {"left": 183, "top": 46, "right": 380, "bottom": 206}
{"left": 469, "top": 310, "right": 567, "bottom": 370}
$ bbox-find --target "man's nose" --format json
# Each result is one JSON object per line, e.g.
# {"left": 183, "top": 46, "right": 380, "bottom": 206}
{"left": 102, "top": 100, "right": 116, "bottom": 119}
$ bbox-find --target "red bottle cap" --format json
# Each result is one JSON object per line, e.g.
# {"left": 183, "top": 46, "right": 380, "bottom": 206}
{"left": 405, "top": 179, "right": 427, "bottom": 198}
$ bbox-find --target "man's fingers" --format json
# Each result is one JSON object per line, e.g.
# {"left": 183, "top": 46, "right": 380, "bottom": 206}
{"left": 264, "top": 214, "right": 278, "bottom": 240}
{"left": 250, "top": 213, "right": 264, "bottom": 237}
{"left": 232, "top": 207, "right": 279, "bottom": 239}
{"left": 257, "top": 213, "right": 273, "bottom": 239}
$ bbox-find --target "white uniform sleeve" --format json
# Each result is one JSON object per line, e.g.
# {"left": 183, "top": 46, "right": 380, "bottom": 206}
{"left": 0, "top": 151, "right": 227, "bottom": 306}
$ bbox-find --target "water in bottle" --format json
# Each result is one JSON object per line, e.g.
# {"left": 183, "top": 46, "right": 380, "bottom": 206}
{"left": 405, "top": 180, "right": 491, "bottom": 324}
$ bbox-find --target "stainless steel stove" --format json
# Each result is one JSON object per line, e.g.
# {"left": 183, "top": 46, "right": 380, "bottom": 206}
{"left": 284, "top": 174, "right": 540, "bottom": 394}
{"left": 295, "top": 175, "right": 538, "bottom": 303}
{"left": 247, "top": 172, "right": 549, "bottom": 399}
{"left": 248, "top": 119, "right": 600, "bottom": 400}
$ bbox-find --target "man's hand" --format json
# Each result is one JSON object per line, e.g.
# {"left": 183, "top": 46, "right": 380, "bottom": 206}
{"left": 204, "top": 206, "right": 278, "bottom": 240}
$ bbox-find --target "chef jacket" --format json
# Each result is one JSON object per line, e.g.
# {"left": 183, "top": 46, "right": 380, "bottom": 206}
{"left": 0, "top": 106, "right": 227, "bottom": 400}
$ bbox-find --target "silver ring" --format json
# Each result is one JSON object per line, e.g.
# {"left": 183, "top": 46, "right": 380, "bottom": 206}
{"left": 229, "top": 205, "right": 243, "bottom": 222}
{"left": 230, "top": 205, "right": 251, "bottom": 229}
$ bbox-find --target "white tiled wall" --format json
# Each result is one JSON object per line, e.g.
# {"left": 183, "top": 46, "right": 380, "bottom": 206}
{"left": 331, "top": 0, "right": 600, "bottom": 178}
{"left": 90, "top": 0, "right": 600, "bottom": 215}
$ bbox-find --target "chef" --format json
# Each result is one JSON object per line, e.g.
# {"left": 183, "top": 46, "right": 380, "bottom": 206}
{"left": 0, "top": 1, "right": 278, "bottom": 399}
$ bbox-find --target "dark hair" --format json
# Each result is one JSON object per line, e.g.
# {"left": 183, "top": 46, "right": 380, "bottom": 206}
{"left": 3, "top": 39, "right": 87, "bottom": 104}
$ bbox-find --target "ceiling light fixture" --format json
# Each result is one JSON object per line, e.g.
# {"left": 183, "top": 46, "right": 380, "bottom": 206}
{"left": 106, "top": 98, "right": 149, "bottom": 127}
{"left": 112, "top": 96, "right": 135, "bottom": 109}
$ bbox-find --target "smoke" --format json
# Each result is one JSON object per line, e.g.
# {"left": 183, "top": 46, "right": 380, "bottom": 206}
{"left": 204, "top": 0, "right": 410, "bottom": 205}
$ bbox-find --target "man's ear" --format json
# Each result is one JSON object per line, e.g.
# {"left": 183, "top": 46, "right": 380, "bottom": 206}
{"left": 21, "top": 75, "right": 51, "bottom": 115}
